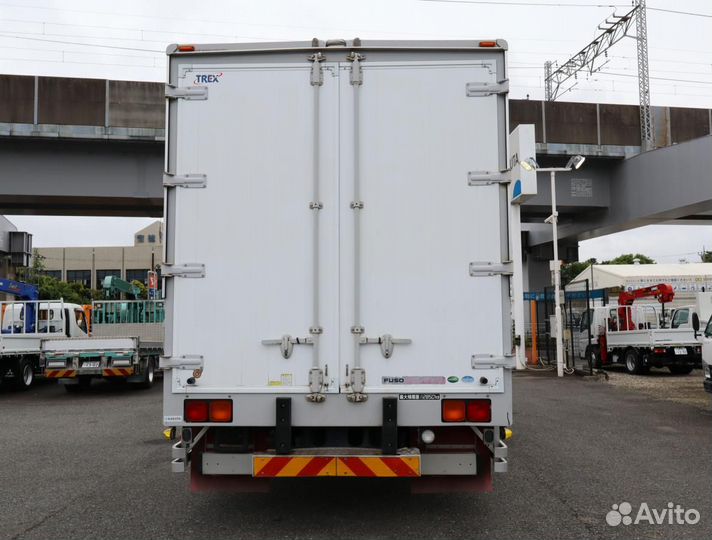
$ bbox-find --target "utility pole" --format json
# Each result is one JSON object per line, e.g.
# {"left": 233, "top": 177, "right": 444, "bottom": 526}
{"left": 636, "top": 0, "right": 654, "bottom": 151}
{"left": 544, "top": 60, "right": 553, "bottom": 101}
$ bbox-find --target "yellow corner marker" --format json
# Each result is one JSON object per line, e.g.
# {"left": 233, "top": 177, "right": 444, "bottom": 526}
{"left": 504, "top": 428, "right": 513, "bottom": 440}
{"left": 163, "top": 427, "right": 176, "bottom": 441}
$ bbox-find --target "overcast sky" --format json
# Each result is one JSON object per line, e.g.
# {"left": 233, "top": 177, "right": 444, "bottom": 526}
{"left": 2, "top": 0, "right": 711, "bottom": 263}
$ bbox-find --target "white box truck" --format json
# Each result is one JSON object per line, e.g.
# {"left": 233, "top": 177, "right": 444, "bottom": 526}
{"left": 162, "top": 39, "right": 532, "bottom": 492}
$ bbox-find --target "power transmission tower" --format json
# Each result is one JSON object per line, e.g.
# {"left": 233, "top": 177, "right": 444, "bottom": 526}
{"left": 635, "top": 0, "right": 654, "bottom": 151}
{"left": 543, "top": 5, "right": 637, "bottom": 101}
{"left": 544, "top": 60, "right": 553, "bottom": 101}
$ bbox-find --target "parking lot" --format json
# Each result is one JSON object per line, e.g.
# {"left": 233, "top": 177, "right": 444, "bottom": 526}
{"left": 1, "top": 372, "right": 710, "bottom": 540}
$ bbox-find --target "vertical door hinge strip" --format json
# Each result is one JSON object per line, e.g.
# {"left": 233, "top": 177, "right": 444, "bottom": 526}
{"left": 165, "top": 84, "right": 208, "bottom": 100}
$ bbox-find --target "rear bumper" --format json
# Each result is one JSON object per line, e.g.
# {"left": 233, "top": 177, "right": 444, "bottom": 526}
{"left": 172, "top": 443, "right": 504, "bottom": 477}
{"left": 646, "top": 351, "right": 700, "bottom": 368}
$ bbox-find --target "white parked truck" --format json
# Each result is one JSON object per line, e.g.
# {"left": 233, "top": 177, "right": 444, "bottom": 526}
{"left": 41, "top": 300, "right": 164, "bottom": 392}
{"left": 162, "top": 39, "right": 533, "bottom": 492}
{"left": 0, "top": 299, "right": 90, "bottom": 389}
{"left": 701, "top": 314, "right": 712, "bottom": 393}
{"left": 576, "top": 304, "right": 701, "bottom": 374}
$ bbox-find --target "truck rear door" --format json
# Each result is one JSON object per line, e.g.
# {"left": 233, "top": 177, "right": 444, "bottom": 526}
{"left": 166, "top": 62, "right": 340, "bottom": 393}
{"left": 337, "top": 59, "right": 510, "bottom": 394}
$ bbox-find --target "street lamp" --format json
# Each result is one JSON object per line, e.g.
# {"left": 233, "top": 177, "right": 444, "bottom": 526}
{"left": 520, "top": 154, "right": 586, "bottom": 377}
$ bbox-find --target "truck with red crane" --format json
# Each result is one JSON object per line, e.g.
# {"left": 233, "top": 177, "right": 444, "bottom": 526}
{"left": 576, "top": 283, "right": 701, "bottom": 375}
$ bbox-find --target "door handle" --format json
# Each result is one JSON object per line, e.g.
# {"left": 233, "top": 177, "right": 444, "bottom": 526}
{"left": 360, "top": 333, "right": 411, "bottom": 359}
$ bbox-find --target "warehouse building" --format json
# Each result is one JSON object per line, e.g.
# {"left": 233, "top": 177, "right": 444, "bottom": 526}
{"left": 37, "top": 221, "right": 163, "bottom": 290}
{"left": 568, "top": 262, "right": 712, "bottom": 301}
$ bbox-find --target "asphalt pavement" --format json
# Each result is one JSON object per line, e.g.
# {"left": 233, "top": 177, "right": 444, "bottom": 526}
{"left": 1, "top": 372, "right": 710, "bottom": 540}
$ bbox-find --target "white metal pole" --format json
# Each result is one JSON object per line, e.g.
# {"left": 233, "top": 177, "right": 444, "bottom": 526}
{"left": 550, "top": 170, "right": 564, "bottom": 377}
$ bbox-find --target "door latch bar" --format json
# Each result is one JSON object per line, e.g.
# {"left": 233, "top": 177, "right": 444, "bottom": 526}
{"left": 360, "top": 334, "right": 412, "bottom": 359}
{"left": 261, "top": 335, "right": 314, "bottom": 359}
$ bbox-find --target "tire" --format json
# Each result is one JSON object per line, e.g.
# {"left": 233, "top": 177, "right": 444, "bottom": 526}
{"left": 13, "top": 358, "right": 34, "bottom": 390}
{"left": 65, "top": 376, "right": 92, "bottom": 393}
{"left": 624, "top": 349, "right": 646, "bottom": 375}
{"left": 669, "top": 365, "right": 693, "bottom": 375}
{"left": 136, "top": 358, "right": 155, "bottom": 389}
{"left": 585, "top": 346, "right": 602, "bottom": 369}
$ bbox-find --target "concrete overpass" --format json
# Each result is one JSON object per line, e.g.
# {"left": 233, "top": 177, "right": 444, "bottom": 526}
{"left": 1, "top": 74, "right": 711, "bottom": 288}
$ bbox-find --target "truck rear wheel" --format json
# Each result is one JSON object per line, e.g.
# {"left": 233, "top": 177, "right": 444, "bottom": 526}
{"left": 136, "top": 358, "right": 155, "bottom": 389}
{"left": 624, "top": 349, "right": 647, "bottom": 375}
{"left": 668, "top": 365, "right": 693, "bottom": 375}
{"left": 13, "top": 358, "right": 34, "bottom": 390}
{"left": 585, "top": 346, "right": 601, "bottom": 369}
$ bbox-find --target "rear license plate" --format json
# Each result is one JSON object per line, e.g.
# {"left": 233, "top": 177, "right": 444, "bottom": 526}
{"left": 82, "top": 361, "right": 100, "bottom": 368}
{"left": 674, "top": 347, "right": 687, "bottom": 355}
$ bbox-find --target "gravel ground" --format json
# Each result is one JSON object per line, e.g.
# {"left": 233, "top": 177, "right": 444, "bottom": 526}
{"left": 601, "top": 367, "right": 712, "bottom": 410}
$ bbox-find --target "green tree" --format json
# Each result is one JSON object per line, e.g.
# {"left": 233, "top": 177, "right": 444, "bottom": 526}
{"left": 15, "top": 250, "right": 93, "bottom": 304}
{"left": 602, "top": 253, "right": 655, "bottom": 265}
{"left": 699, "top": 249, "right": 712, "bottom": 263}
{"left": 131, "top": 280, "right": 148, "bottom": 300}
{"left": 561, "top": 258, "right": 597, "bottom": 286}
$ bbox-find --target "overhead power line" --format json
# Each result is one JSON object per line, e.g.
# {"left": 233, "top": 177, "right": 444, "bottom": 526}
{"left": 647, "top": 7, "right": 712, "bottom": 18}
{"left": 420, "top": 0, "right": 628, "bottom": 7}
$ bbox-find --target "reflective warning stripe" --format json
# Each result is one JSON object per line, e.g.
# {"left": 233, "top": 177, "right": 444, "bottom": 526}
{"left": 102, "top": 368, "right": 134, "bottom": 377}
{"left": 45, "top": 369, "right": 76, "bottom": 378}
{"left": 253, "top": 456, "right": 336, "bottom": 477}
{"left": 252, "top": 454, "right": 420, "bottom": 478}
{"left": 337, "top": 456, "right": 420, "bottom": 477}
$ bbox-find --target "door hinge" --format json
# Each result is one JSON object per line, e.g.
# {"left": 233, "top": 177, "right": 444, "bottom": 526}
{"left": 163, "top": 172, "right": 207, "bottom": 189}
{"left": 165, "top": 84, "right": 208, "bottom": 100}
{"left": 360, "top": 334, "right": 412, "bottom": 359}
{"left": 160, "top": 354, "right": 204, "bottom": 370}
{"left": 346, "top": 367, "right": 367, "bottom": 402}
{"left": 466, "top": 79, "right": 509, "bottom": 97}
{"left": 469, "top": 261, "right": 513, "bottom": 277}
{"left": 306, "top": 368, "right": 326, "bottom": 402}
{"left": 467, "top": 170, "right": 510, "bottom": 186}
{"left": 347, "top": 52, "right": 364, "bottom": 86}
{"left": 261, "top": 335, "right": 314, "bottom": 359}
{"left": 471, "top": 353, "right": 515, "bottom": 369}
{"left": 308, "top": 52, "right": 325, "bottom": 86}
{"left": 161, "top": 263, "right": 206, "bottom": 278}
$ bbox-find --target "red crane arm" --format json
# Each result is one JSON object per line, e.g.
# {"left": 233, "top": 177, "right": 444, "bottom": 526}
{"left": 616, "top": 283, "right": 674, "bottom": 331}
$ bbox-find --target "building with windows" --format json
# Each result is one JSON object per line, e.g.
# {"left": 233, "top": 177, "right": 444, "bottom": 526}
{"left": 36, "top": 221, "right": 164, "bottom": 290}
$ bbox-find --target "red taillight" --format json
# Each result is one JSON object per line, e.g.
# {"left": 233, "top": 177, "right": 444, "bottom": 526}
{"left": 479, "top": 41, "right": 497, "bottom": 48}
{"left": 184, "top": 400, "right": 208, "bottom": 422}
{"left": 177, "top": 44, "right": 195, "bottom": 52}
{"left": 442, "top": 399, "right": 492, "bottom": 423}
{"left": 466, "top": 399, "right": 492, "bottom": 422}
{"left": 653, "top": 347, "right": 666, "bottom": 354}
{"left": 184, "top": 399, "right": 233, "bottom": 422}
{"left": 442, "top": 400, "right": 466, "bottom": 422}
{"left": 209, "top": 400, "right": 233, "bottom": 422}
